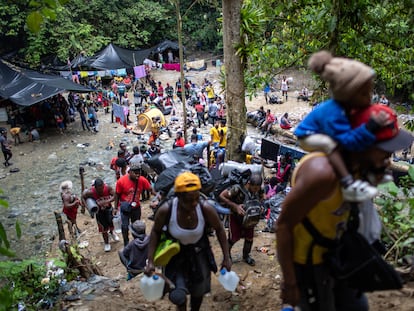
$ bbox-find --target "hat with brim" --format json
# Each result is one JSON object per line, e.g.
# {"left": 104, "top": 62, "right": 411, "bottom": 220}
{"left": 351, "top": 105, "right": 414, "bottom": 153}
{"left": 129, "top": 220, "right": 146, "bottom": 237}
{"left": 376, "top": 129, "right": 414, "bottom": 153}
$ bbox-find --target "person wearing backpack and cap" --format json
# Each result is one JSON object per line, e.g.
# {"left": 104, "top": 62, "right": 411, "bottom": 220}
{"left": 219, "top": 173, "right": 264, "bottom": 266}
{"left": 145, "top": 172, "right": 231, "bottom": 311}
{"left": 294, "top": 50, "right": 392, "bottom": 202}
{"left": 118, "top": 220, "right": 149, "bottom": 279}
{"left": 276, "top": 103, "right": 413, "bottom": 310}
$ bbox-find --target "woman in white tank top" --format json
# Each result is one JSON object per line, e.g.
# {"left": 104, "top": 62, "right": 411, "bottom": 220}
{"left": 145, "top": 172, "right": 232, "bottom": 311}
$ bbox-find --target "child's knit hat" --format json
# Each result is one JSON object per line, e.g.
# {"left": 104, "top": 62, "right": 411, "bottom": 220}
{"left": 308, "top": 50, "right": 375, "bottom": 102}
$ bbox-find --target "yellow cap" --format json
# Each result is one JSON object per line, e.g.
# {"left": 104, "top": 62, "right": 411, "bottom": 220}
{"left": 174, "top": 172, "right": 202, "bottom": 193}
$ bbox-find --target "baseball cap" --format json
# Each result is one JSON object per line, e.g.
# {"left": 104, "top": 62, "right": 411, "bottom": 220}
{"left": 129, "top": 163, "right": 142, "bottom": 171}
{"left": 174, "top": 172, "right": 202, "bottom": 193}
{"left": 352, "top": 104, "right": 414, "bottom": 152}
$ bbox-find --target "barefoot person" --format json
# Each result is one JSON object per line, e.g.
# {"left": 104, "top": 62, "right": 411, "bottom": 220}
{"left": 60, "top": 180, "right": 81, "bottom": 235}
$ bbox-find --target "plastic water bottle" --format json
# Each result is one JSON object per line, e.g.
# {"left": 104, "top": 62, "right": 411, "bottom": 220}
{"left": 112, "top": 214, "right": 122, "bottom": 233}
{"left": 280, "top": 304, "right": 295, "bottom": 311}
{"left": 218, "top": 268, "right": 239, "bottom": 292}
{"left": 140, "top": 274, "right": 165, "bottom": 301}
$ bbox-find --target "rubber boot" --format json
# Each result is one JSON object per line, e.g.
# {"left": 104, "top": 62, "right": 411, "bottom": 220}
{"left": 122, "top": 227, "right": 129, "bottom": 246}
{"left": 243, "top": 240, "right": 255, "bottom": 266}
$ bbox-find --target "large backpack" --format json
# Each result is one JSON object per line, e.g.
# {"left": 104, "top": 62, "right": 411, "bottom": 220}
{"left": 240, "top": 187, "right": 262, "bottom": 228}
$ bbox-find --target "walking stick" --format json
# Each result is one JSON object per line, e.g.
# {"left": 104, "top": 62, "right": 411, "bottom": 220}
{"left": 79, "top": 166, "right": 86, "bottom": 214}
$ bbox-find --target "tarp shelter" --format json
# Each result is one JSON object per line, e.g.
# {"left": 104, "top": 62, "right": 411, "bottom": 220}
{"left": 151, "top": 40, "right": 182, "bottom": 62}
{"left": 81, "top": 43, "right": 152, "bottom": 70}
{"left": 0, "top": 59, "right": 91, "bottom": 106}
{"left": 134, "top": 108, "right": 166, "bottom": 133}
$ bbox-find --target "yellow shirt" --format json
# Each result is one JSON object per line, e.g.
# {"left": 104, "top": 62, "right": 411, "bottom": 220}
{"left": 210, "top": 126, "right": 220, "bottom": 144}
{"left": 291, "top": 152, "right": 348, "bottom": 265}
{"left": 219, "top": 126, "right": 227, "bottom": 147}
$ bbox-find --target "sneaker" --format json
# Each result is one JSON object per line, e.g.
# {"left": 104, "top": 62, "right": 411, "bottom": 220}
{"left": 342, "top": 180, "right": 378, "bottom": 202}
{"left": 110, "top": 232, "right": 120, "bottom": 242}
{"left": 243, "top": 255, "right": 256, "bottom": 266}
{"left": 104, "top": 244, "right": 111, "bottom": 252}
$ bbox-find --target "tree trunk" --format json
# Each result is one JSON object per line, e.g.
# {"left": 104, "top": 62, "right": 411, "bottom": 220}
{"left": 222, "top": 0, "right": 246, "bottom": 163}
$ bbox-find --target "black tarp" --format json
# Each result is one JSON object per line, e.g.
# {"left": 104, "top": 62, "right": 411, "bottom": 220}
{"left": 81, "top": 43, "right": 152, "bottom": 70}
{"left": 0, "top": 60, "right": 91, "bottom": 106}
{"left": 152, "top": 40, "right": 181, "bottom": 54}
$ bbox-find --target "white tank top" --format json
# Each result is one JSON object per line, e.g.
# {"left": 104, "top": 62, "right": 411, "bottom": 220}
{"left": 168, "top": 197, "right": 205, "bottom": 245}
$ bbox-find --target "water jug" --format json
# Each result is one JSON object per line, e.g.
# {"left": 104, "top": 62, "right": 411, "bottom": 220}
{"left": 112, "top": 214, "right": 122, "bottom": 233}
{"left": 217, "top": 268, "right": 239, "bottom": 292}
{"left": 85, "top": 198, "right": 98, "bottom": 218}
{"left": 140, "top": 274, "right": 165, "bottom": 301}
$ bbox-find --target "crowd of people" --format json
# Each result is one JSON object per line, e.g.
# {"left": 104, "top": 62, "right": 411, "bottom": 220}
{"left": 50, "top": 50, "right": 414, "bottom": 311}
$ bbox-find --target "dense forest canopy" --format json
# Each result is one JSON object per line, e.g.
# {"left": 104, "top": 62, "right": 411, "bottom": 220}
{"left": 0, "top": 0, "right": 413, "bottom": 101}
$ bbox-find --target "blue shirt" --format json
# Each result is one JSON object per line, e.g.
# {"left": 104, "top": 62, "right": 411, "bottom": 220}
{"left": 184, "top": 141, "right": 209, "bottom": 158}
{"left": 294, "top": 99, "right": 375, "bottom": 151}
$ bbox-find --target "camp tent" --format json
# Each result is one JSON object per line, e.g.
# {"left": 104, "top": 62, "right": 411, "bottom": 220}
{"left": 135, "top": 108, "right": 166, "bottom": 133}
{"left": 0, "top": 59, "right": 91, "bottom": 106}
{"left": 151, "top": 40, "right": 183, "bottom": 62}
{"left": 81, "top": 43, "right": 153, "bottom": 70}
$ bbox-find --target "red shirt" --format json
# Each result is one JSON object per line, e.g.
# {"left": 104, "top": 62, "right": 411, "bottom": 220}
{"left": 195, "top": 103, "right": 204, "bottom": 113}
{"left": 116, "top": 175, "right": 151, "bottom": 207}
{"left": 174, "top": 137, "right": 185, "bottom": 148}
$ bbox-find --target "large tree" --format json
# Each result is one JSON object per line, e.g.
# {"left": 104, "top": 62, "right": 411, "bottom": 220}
{"left": 222, "top": 0, "right": 245, "bottom": 162}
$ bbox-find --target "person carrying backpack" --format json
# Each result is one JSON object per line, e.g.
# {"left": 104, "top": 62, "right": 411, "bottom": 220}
{"left": 219, "top": 174, "right": 264, "bottom": 266}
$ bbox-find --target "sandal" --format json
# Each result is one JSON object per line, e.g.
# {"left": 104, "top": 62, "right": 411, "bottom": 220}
{"left": 243, "top": 255, "right": 255, "bottom": 266}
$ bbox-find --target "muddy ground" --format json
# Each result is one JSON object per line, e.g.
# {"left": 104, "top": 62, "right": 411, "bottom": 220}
{"left": 1, "top": 60, "right": 413, "bottom": 310}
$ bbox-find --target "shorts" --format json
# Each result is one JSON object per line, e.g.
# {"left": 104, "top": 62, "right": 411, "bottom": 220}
{"left": 229, "top": 214, "right": 254, "bottom": 242}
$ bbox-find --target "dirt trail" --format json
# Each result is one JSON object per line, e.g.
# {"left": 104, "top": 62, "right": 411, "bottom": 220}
{"left": 1, "top": 62, "right": 412, "bottom": 310}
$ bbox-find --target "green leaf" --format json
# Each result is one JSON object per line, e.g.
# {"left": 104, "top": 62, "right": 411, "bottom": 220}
{"left": 15, "top": 220, "right": 21, "bottom": 239}
{"left": 0, "top": 246, "right": 15, "bottom": 257}
{"left": 0, "top": 222, "right": 9, "bottom": 249}
{"left": 27, "top": 11, "right": 43, "bottom": 33}
{"left": 0, "top": 199, "right": 9, "bottom": 208}
{"left": 41, "top": 7, "right": 57, "bottom": 20}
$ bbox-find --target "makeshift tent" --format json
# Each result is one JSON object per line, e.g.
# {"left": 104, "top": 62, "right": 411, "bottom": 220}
{"left": 0, "top": 60, "right": 91, "bottom": 106}
{"left": 151, "top": 40, "right": 182, "bottom": 62}
{"left": 81, "top": 44, "right": 152, "bottom": 70}
{"left": 134, "top": 108, "right": 166, "bottom": 133}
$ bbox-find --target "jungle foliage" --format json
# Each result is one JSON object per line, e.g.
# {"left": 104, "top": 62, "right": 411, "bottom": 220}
{"left": 0, "top": 0, "right": 221, "bottom": 67}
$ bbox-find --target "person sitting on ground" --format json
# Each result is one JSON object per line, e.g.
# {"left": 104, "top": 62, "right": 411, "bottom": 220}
{"left": 294, "top": 50, "right": 391, "bottom": 202}
{"left": 261, "top": 109, "right": 277, "bottom": 136}
{"left": 280, "top": 112, "right": 292, "bottom": 130}
{"left": 60, "top": 180, "right": 82, "bottom": 235}
{"left": 273, "top": 153, "right": 293, "bottom": 193}
{"left": 28, "top": 127, "right": 40, "bottom": 142}
{"left": 173, "top": 131, "right": 185, "bottom": 149}
{"left": 255, "top": 106, "right": 267, "bottom": 129}
{"left": 118, "top": 220, "right": 149, "bottom": 280}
